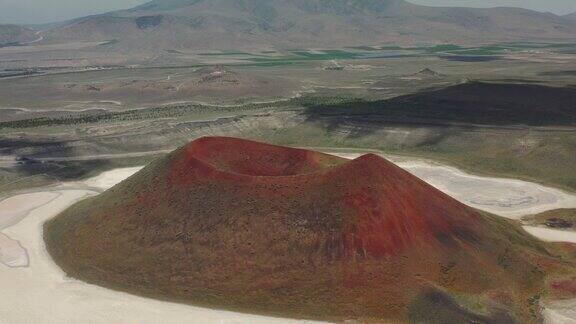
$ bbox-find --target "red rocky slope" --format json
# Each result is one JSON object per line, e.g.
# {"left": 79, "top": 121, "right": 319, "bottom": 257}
{"left": 45, "top": 137, "right": 576, "bottom": 323}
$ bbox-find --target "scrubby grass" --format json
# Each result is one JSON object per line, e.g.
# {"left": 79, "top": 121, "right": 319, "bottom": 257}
{"left": 0, "top": 103, "right": 285, "bottom": 129}
{"left": 0, "top": 169, "right": 54, "bottom": 196}
{"left": 0, "top": 96, "right": 358, "bottom": 130}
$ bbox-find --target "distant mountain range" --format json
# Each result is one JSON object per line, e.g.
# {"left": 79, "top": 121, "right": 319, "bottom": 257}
{"left": 0, "top": 24, "right": 36, "bottom": 46}
{"left": 6, "top": 0, "right": 576, "bottom": 51}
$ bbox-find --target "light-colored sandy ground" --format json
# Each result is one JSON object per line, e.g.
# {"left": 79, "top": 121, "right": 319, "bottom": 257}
{"left": 0, "top": 192, "right": 61, "bottom": 268}
{"left": 522, "top": 227, "right": 576, "bottom": 244}
{"left": 2, "top": 158, "right": 576, "bottom": 323}
{"left": 332, "top": 153, "right": 576, "bottom": 219}
{"left": 0, "top": 155, "right": 17, "bottom": 167}
{"left": 0, "top": 192, "right": 60, "bottom": 229}
{"left": 0, "top": 232, "right": 28, "bottom": 268}
{"left": 398, "top": 160, "right": 576, "bottom": 219}
{"left": 83, "top": 167, "right": 144, "bottom": 190}
{"left": 544, "top": 300, "right": 576, "bottom": 324}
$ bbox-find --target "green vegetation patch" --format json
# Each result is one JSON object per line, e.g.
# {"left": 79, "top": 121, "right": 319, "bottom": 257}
{"left": 0, "top": 100, "right": 299, "bottom": 129}
{"left": 290, "top": 49, "right": 361, "bottom": 60}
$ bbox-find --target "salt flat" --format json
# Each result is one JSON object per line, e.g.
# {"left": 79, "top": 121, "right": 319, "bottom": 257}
{"left": 523, "top": 227, "right": 576, "bottom": 244}
{"left": 543, "top": 300, "right": 576, "bottom": 324}
{"left": 0, "top": 192, "right": 60, "bottom": 229}
{"left": 83, "top": 167, "right": 144, "bottom": 190}
{"left": 0, "top": 233, "right": 28, "bottom": 268}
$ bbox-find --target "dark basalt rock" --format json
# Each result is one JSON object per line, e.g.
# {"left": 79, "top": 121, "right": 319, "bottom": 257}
{"left": 545, "top": 218, "right": 573, "bottom": 229}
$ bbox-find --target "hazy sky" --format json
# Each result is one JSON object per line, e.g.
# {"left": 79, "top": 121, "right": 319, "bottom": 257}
{"left": 0, "top": 0, "right": 147, "bottom": 24}
{"left": 0, "top": 0, "right": 575, "bottom": 24}
{"left": 409, "top": 0, "right": 576, "bottom": 14}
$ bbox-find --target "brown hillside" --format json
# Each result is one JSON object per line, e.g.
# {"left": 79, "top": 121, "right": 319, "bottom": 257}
{"left": 42, "top": 0, "right": 576, "bottom": 50}
{"left": 0, "top": 25, "right": 36, "bottom": 45}
{"left": 45, "top": 137, "right": 576, "bottom": 323}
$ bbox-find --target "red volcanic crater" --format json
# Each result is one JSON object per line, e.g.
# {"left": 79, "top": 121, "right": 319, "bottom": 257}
{"left": 45, "top": 137, "right": 576, "bottom": 323}
{"left": 168, "top": 137, "right": 483, "bottom": 259}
